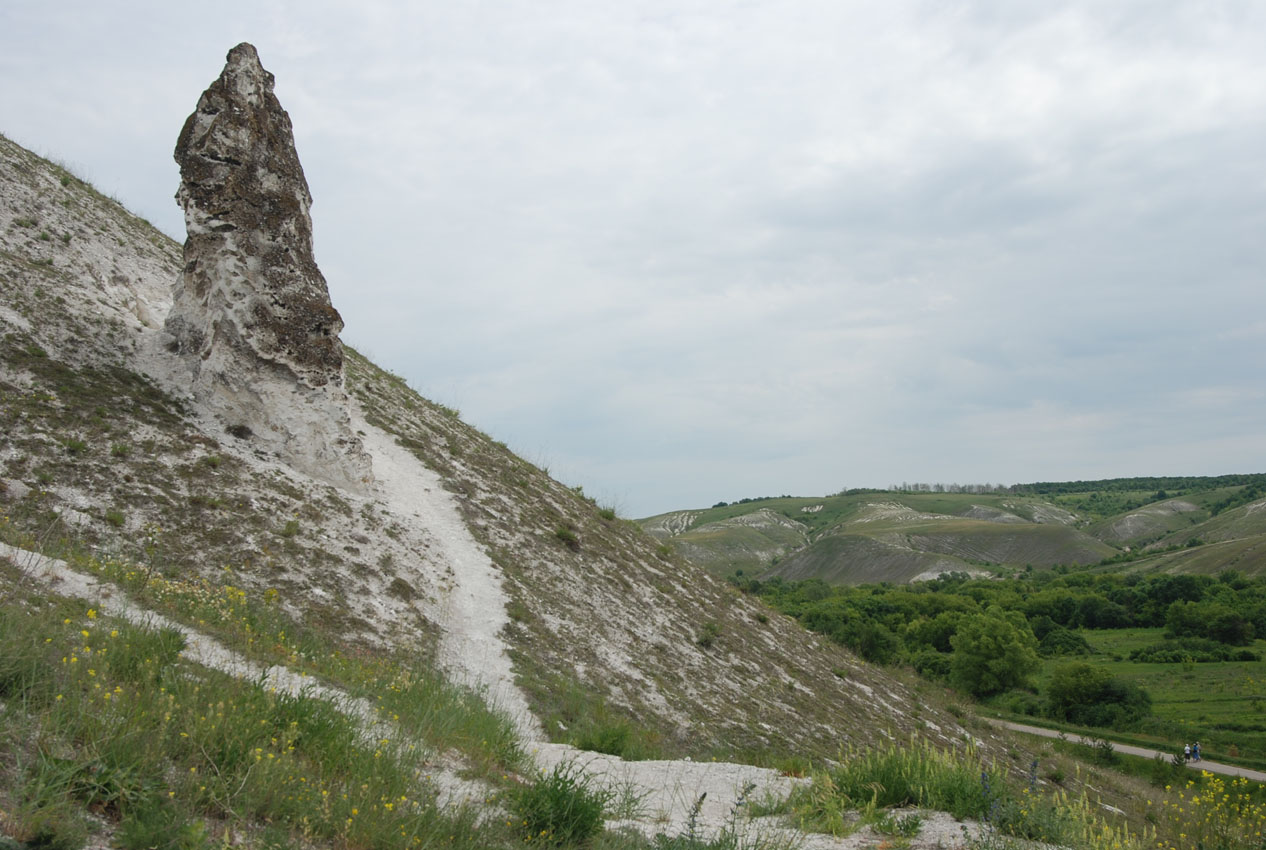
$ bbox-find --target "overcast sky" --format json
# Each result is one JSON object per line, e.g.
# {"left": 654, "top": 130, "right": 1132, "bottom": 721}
{"left": 3, "top": 1, "right": 1264, "bottom": 516}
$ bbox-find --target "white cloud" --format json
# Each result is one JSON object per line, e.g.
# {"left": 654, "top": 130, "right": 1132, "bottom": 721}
{"left": 3, "top": 0, "right": 1265, "bottom": 515}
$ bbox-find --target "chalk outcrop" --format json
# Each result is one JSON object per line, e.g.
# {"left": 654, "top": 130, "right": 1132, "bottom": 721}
{"left": 165, "top": 43, "right": 372, "bottom": 490}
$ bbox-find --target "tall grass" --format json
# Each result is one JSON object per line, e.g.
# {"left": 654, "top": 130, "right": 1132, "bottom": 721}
{"left": 789, "top": 737, "right": 1143, "bottom": 850}
{"left": 0, "top": 592, "right": 492, "bottom": 848}
{"left": 0, "top": 532, "right": 524, "bottom": 777}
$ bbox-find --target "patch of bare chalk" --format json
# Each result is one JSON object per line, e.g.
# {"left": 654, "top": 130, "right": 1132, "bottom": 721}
{"left": 352, "top": 405, "right": 542, "bottom": 741}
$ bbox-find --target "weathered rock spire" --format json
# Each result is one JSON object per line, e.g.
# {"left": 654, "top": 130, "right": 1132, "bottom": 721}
{"left": 166, "top": 43, "right": 372, "bottom": 490}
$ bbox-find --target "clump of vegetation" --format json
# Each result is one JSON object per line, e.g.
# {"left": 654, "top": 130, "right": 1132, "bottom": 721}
{"left": 1129, "top": 637, "right": 1258, "bottom": 663}
{"left": 509, "top": 762, "right": 612, "bottom": 846}
{"left": 1153, "top": 773, "right": 1266, "bottom": 850}
{"left": 696, "top": 621, "right": 722, "bottom": 649}
{"left": 1045, "top": 662, "right": 1151, "bottom": 728}
{"left": 554, "top": 526, "right": 580, "bottom": 551}
{"left": 0, "top": 570, "right": 521, "bottom": 850}
{"left": 575, "top": 720, "right": 632, "bottom": 757}
{"left": 790, "top": 739, "right": 1137, "bottom": 849}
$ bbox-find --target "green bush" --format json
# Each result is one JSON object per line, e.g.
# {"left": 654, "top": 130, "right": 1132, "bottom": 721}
{"left": 817, "top": 738, "right": 995, "bottom": 820}
{"left": 576, "top": 721, "right": 632, "bottom": 757}
{"left": 993, "top": 688, "right": 1043, "bottom": 717}
{"left": 1045, "top": 662, "right": 1151, "bottom": 727}
{"left": 1037, "top": 626, "right": 1091, "bottom": 658}
{"left": 511, "top": 762, "right": 612, "bottom": 846}
{"left": 908, "top": 648, "right": 951, "bottom": 682}
{"left": 696, "top": 621, "right": 722, "bottom": 649}
{"left": 949, "top": 608, "right": 1039, "bottom": 697}
{"left": 1129, "top": 637, "right": 1257, "bottom": 663}
{"left": 555, "top": 526, "right": 580, "bottom": 551}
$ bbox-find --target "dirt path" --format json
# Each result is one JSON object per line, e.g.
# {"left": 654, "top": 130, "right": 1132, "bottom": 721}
{"left": 353, "top": 405, "right": 542, "bottom": 742}
{"left": 990, "top": 719, "right": 1266, "bottom": 782}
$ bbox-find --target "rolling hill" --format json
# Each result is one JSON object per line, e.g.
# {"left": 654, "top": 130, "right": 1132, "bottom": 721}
{"left": 643, "top": 481, "right": 1266, "bottom": 583}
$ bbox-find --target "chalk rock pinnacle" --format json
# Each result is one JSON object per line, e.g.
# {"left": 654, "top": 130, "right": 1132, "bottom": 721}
{"left": 166, "top": 43, "right": 372, "bottom": 490}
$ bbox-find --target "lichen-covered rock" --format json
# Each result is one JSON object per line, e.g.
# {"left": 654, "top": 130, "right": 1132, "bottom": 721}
{"left": 166, "top": 43, "right": 372, "bottom": 490}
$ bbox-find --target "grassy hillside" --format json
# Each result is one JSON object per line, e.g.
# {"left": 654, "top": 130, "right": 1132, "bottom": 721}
{"left": 646, "top": 481, "right": 1266, "bottom": 584}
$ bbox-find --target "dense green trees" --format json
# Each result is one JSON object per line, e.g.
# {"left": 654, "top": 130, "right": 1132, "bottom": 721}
{"left": 737, "top": 564, "right": 1266, "bottom": 728}
{"left": 949, "top": 608, "right": 1040, "bottom": 697}
{"left": 1045, "top": 662, "right": 1151, "bottom": 727}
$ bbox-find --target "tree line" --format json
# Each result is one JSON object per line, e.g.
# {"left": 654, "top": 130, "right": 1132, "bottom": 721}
{"left": 732, "top": 567, "right": 1266, "bottom": 729}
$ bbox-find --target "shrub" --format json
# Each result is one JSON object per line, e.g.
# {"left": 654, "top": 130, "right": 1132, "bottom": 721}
{"left": 555, "top": 526, "right": 580, "bottom": 551}
{"left": 1045, "top": 662, "right": 1151, "bottom": 727}
{"left": 510, "top": 762, "right": 612, "bottom": 846}
{"left": 816, "top": 738, "right": 995, "bottom": 820}
{"left": 696, "top": 621, "right": 722, "bottom": 649}
{"left": 1129, "top": 637, "right": 1251, "bottom": 663}
{"left": 576, "top": 721, "right": 632, "bottom": 757}
{"left": 994, "top": 688, "right": 1043, "bottom": 717}
{"left": 117, "top": 798, "right": 208, "bottom": 850}
{"left": 1153, "top": 773, "right": 1266, "bottom": 849}
{"left": 387, "top": 577, "right": 416, "bottom": 601}
{"left": 1037, "top": 626, "right": 1092, "bottom": 658}
{"left": 909, "top": 648, "right": 952, "bottom": 682}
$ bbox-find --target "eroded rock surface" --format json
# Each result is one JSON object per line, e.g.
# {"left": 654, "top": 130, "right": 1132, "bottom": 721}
{"left": 166, "top": 43, "right": 372, "bottom": 490}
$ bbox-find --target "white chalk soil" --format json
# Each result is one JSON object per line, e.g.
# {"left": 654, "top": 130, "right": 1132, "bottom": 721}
{"left": 0, "top": 398, "right": 988, "bottom": 847}
{"left": 0, "top": 408, "right": 985, "bottom": 848}
{"left": 355, "top": 406, "right": 542, "bottom": 741}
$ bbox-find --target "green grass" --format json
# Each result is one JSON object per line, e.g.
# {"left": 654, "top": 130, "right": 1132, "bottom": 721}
{"left": 0, "top": 537, "right": 526, "bottom": 780}
{"left": 992, "top": 626, "right": 1266, "bottom": 767}
{"left": 0, "top": 589, "right": 493, "bottom": 849}
{"left": 783, "top": 737, "right": 1139, "bottom": 849}
{"left": 1083, "top": 628, "right": 1266, "bottom": 762}
{"left": 509, "top": 762, "right": 613, "bottom": 846}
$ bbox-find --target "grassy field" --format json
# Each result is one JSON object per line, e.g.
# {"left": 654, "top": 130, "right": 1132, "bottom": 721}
{"left": 1024, "top": 627, "right": 1266, "bottom": 764}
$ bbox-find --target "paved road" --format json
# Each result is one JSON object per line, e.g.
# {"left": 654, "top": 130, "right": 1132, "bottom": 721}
{"left": 990, "top": 719, "right": 1266, "bottom": 783}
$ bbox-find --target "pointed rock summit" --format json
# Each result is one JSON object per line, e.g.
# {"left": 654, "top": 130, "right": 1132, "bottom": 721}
{"left": 166, "top": 43, "right": 372, "bottom": 490}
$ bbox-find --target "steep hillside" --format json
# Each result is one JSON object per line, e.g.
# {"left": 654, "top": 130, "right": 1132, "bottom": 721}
{"left": 1, "top": 126, "right": 1211, "bottom": 850}
{"left": 0, "top": 129, "right": 981, "bottom": 765}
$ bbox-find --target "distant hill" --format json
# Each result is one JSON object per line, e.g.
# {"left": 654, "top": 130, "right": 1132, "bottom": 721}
{"left": 642, "top": 478, "right": 1266, "bottom": 583}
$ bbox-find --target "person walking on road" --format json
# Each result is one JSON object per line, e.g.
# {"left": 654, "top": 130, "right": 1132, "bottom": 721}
{"left": 1194, "top": 742, "right": 1202, "bottom": 762}
{"left": 1184, "top": 743, "right": 1192, "bottom": 762}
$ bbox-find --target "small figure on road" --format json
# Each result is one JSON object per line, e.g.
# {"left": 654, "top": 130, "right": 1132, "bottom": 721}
{"left": 1193, "top": 742, "right": 1201, "bottom": 762}
{"left": 1184, "top": 743, "right": 1192, "bottom": 762}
